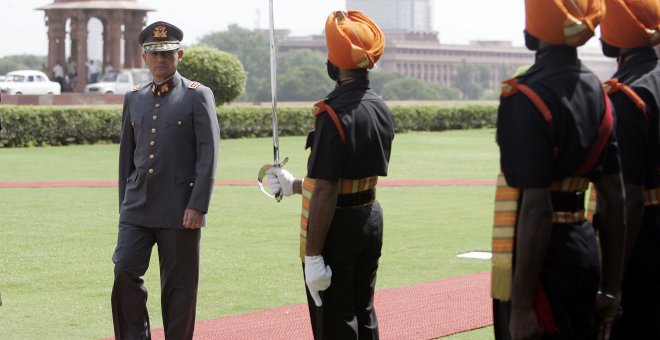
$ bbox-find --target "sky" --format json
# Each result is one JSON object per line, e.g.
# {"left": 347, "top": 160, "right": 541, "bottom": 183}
{"left": 0, "top": 0, "right": 600, "bottom": 59}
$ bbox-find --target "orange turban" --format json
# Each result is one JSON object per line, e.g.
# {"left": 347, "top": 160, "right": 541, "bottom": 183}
{"left": 525, "top": 0, "right": 605, "bottom": 47}
{"left": 601, "top": 0, "right": 660, "bottom": 48}
{"left": 325, "top": 10, "right": 384, "bottom": 69}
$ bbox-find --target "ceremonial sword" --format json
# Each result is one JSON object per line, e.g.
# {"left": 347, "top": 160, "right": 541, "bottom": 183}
{"left": 257, "top": 0, "right": 288, "bottom": 201}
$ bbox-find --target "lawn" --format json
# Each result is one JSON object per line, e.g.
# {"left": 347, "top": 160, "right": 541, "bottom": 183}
{"left": 0, "top": 130, "right": 500, "bottom": 339}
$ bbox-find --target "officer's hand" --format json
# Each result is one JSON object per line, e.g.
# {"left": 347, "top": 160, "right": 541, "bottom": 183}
{"left": 304, "top": 255, "right": 332, "bottom": 307}
{"left": 183, "top": 208, "right": 204, "bottom": 229}
{"left": 266, "top": 167, "right": 296, "bottom": 197}
{"left": 595, "top": 292, "right": 622, "bottom": 340}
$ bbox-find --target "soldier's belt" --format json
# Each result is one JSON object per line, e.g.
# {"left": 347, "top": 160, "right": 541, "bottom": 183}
{"left": 551, "top": 191, "right": 587, "bottom": 224}
{"left": 299, "top": 176, "right": 379, "bottom": 260}
{"left": 551, "top": 191, "right": 585, "bottom": 212}
{"left": 336, "top": 188, "right": 375, "bottom": 208}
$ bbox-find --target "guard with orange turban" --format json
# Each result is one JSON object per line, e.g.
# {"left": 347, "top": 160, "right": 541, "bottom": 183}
{"left": 493, "top": 0, "right": 626, "bottom": 339}
{"left": 266, "top": 10, "right": 394, "bottom": 339}
{"left": 599, "top": 1, "right": 660, "bottom": 339}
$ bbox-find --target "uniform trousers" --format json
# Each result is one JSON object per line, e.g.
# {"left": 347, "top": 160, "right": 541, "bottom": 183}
{"left": 111, "top": 221, "right": 201, "bottom": 340}
{"left": 304, "top": 201, "right": 383, "bottom": 340}
{"left": 611, "top": 205, "right": 660, "bottom": 339}
{"left": 493, "top": 221, "right": 600, "bottom": 339}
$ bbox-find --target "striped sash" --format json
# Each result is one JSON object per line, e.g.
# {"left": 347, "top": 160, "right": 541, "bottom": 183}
{"left": 299, "top": 176, "right": 379, "bottom": 261}
{"left": 491, "top": 174, "right": 519, "bottom": 300}
{"left": 644, "top": 188, "right": 660, "bottom": 206}
{"left": 491, "top": 175, "right": 590, "bottom": 300}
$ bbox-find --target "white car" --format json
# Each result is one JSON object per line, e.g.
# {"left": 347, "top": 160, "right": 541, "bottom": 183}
{"left": 0, "top": 70, "right": 61, "bottom": 95}
{"left": 84, "top": 69, "right": 150, "bottom": 94}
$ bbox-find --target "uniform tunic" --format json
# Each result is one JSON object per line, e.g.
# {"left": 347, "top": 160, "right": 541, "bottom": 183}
{"left": 496, "top": 46, "right": 621, "bottom": 338}
{"left": 118, "top": 71, "right": 219, "bottom": 228}
{"left": 608, "top": 48, "right": 660, "bottom": 187}
{"left": 112, "top": 71, "right": 219, "bottom": 340}
{"left": 305, "top": 79, "right": 394, "bottom": 340}
{"left": 609, "top": 47, "right": 660, "bottom": 340}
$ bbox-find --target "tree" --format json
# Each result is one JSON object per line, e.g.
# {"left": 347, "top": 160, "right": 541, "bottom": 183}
{"left": 0, "top": 55, "right": 47, "bottom": 76}
{"left": 381, "top": 77, "right": 459, "bottom": 100}
{"left": 369, "top": 71, "right": 404, "bottom": 94}
{"left": 278, "top": 65, "right": 334, "bottom": 101}
{"left": 254, "top": 48, "right": 333, "bottom": 102}
{"left": 278, "top": 49, "right": 327, "bottom": 74}
{"left": 452, "top": 61, "right": 485, "bottom": 100}
{"left": 198, "top": 25, "right": 269, "bottom": 102}
{"left": 177, "top": 46, "right": 247, "bottom": 105}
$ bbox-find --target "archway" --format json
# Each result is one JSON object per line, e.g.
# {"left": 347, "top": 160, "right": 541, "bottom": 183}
{"left": 38, "top": 0, "right": 153, "bottom": 92}
{"left": 87, "top": 17, "right": 103, "bottom": 83}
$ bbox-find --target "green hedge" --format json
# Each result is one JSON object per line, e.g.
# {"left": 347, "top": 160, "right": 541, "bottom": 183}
{"left": 0, "top": 106, "right": 123, "bottom": 147}
{"left": 0, "top": 103, "right": 497, "bottom": 147}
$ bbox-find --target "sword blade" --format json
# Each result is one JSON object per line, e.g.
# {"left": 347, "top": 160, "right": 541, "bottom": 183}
{"left": 268, "top": 0, "right": 280, "bottom": 166}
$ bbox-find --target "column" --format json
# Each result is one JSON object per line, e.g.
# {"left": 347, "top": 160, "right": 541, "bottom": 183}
{"left": 105, "top": 12, "right": 122, "bottom": 70}
{"left": 123, "top": 12, "right": 144, "bottom": 69}
{"left": 72, "top": 12, "right": 88, "bottom": 92}
{"left": 46, "top": 10, "right": 66, "bottom": 75}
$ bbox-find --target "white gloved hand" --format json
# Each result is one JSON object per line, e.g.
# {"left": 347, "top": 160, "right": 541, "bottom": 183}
{"left": 266, "top": 167, "right": 296, "bottom": 197}
{"left": 304, "top": 255, "right": 332, "bottom": 307}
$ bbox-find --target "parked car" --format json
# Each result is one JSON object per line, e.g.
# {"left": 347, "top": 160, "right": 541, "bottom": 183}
{"left": 84, "top": 68, "right": 150, "bottom": 94}
{"left": 0, "top": 70, "right": 61, "bottom": 95}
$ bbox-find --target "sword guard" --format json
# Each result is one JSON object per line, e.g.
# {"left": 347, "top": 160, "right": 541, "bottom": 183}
{"left": 257, "top": 157, "right": 289, "bottom": 201}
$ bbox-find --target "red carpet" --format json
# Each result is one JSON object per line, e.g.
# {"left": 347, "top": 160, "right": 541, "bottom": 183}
{"left": 0, "top": 179, "right": 495, "bottom": 188}
{"left": 106, "top": 271, "right": 492, "bottom": 340}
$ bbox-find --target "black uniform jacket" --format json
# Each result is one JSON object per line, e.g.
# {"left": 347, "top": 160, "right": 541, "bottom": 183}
{"left": 118, "top": 71, "right": 220, "bottom": 228}
{"left": 307, "top": 79, "right": 395, "bottom": 181}
{"left": 610, "top": 48, "right": 660, "bottom": 187}
{"left": 497, "top": 46, "right": 620, "bottom": 189}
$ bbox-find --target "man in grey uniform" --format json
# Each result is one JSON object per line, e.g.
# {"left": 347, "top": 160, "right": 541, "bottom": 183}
{"left": 111, "top": 21, "right": 220, "bottom": 340}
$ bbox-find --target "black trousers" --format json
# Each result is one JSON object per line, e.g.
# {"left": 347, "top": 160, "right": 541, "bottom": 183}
{"left": 493, "top": 221, "right": 600, "bottom": 340}
{"left": 111, "top": 222, "right": 201, "bottom": 340}
{"left": 611, "top": 205, "right": 660, "bottom": 339}
{"left": 304, "top": 201, "right": 383, "bottom": 340}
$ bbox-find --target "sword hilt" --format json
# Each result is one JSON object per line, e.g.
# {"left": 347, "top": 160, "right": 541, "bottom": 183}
{"left": 257, "top": 157, "right": 289, "bottom": 201}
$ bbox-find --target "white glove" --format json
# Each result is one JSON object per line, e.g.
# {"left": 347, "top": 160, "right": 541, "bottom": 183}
{"left": 304, "top": 255, "right": 332, "bottom": 307}
{"left": 266, "top": 167, "right": 295, "bottom": 197}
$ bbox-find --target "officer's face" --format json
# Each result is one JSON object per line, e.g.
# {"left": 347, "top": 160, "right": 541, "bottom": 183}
{"left": 143, "top": 49, "right": 184, "bottom": 82}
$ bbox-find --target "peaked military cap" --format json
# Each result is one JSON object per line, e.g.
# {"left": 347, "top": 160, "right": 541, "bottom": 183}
{"left": 138, "top": 21, "right": 183, "bottom": 52}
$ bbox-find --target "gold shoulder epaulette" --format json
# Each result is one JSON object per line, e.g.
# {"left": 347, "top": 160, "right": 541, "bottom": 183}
{"left": 188, "top": 81, "right": 201, "bottom": 90}
{"left": 131, "top": 84, "right": 142, "bottom": 92}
